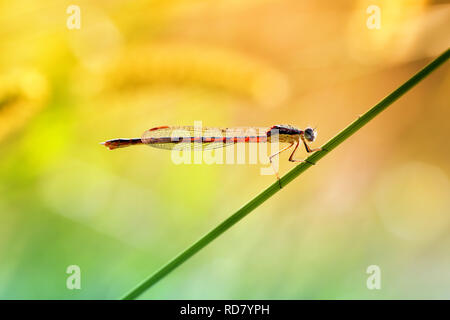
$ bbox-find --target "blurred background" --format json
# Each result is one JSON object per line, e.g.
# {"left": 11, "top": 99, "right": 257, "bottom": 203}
{"left": 0, "top": 0, "right": 449, "bottom": 299}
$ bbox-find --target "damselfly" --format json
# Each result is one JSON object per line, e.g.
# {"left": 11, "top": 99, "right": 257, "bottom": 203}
{"left": 101, "top": 125, "right": 321, "bottom": 186}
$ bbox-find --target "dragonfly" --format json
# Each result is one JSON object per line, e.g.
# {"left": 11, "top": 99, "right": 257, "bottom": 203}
{"left": 101, "top": 125, "right": 321, "bottom": 186}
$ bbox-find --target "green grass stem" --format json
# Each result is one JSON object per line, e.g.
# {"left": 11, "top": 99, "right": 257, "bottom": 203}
{"left": 121, "top": 48, "right": 449, "bottom": 300}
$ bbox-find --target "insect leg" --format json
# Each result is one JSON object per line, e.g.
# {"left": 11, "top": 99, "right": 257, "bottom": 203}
{"left": 269, "top": 142, "right": 294, "bottom": 189}
{"left": 288, "top": 141, "right": 304, "bottom": 162}
{"left": 301, "top": 136, "right": 322, "bottom": 153}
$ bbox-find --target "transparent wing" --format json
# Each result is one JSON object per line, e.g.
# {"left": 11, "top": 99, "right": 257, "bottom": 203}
{"left": 141, "top": 126, "right": 269, "bottom": 150}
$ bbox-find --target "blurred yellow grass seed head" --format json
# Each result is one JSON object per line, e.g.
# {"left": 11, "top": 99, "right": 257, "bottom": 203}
{"left": 375, "top": 162, "right": 450, "bottom": 243}
{"left": 104, "top": 44, "right": 289, "bottom": 108}
{"left": 0, "top": 69, "right": 48, "bottom": 142}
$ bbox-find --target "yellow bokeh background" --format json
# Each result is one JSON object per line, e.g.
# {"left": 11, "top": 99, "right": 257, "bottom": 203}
{"left": 0, "top": 0, "right": 449, "bottom": 298}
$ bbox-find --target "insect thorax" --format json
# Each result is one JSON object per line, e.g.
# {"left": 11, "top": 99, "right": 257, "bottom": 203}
{"left": 266, "top": 125, "right": 302, "bottom": 136}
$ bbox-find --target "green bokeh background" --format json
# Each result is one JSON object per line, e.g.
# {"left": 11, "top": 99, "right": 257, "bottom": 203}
{"left": 0, "top": 0, "right": 449, "bottom": 299}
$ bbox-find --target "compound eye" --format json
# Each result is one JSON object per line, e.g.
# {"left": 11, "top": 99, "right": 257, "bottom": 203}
{"left": 304, "top": 128, "right": 316, "bottom": 142}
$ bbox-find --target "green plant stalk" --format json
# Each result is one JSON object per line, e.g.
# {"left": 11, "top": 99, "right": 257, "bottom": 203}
{"left": 122, "top": 48, "right": 450, "bottom": 300}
